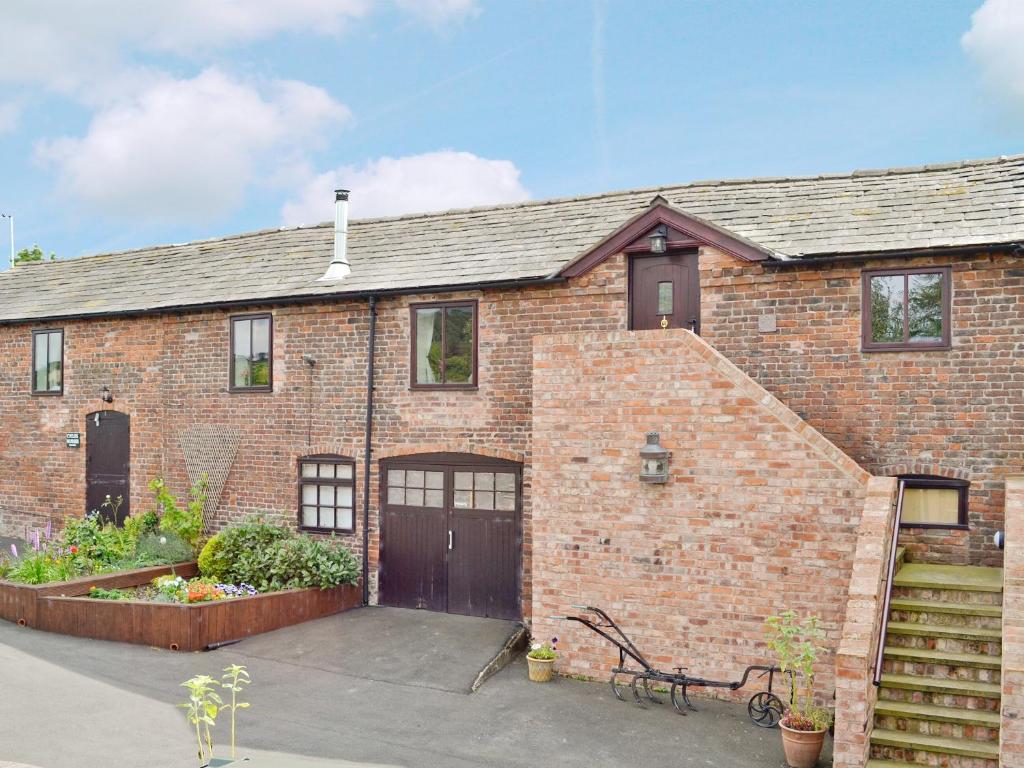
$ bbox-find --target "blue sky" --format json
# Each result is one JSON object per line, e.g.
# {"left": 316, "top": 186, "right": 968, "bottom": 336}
{"left": 0, "top": 0, "right": 1021, "bottom": 263}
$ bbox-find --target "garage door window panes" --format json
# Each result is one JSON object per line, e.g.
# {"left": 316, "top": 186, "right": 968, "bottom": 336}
{"left": 454, "top": 472, "right": 516, "bottom": 511}
{"left": 388, "top": 469, "right": 444, "bottom": 507}
{"left": 299, "top": 456, "right": 355, "bottom": 532}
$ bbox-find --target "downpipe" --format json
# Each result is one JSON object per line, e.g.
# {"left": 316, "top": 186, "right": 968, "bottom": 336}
{"left": 362, "top": 296, "right": 377, "bottom": 605}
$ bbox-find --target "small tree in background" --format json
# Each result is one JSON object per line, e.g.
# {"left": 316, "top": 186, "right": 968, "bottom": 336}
{"left": 14, "top": 245, "right": 56, "bottom": 264}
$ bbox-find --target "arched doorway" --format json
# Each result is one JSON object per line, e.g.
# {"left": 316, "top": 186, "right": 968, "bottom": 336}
{"left": 85, "top": 410, "right": 130, "bottom": 524}
{"left": 378, "top": 452, "right": 521, "bottom": 620}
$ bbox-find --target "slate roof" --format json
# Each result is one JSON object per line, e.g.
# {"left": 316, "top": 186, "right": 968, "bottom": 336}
{"left": 1, "top": 154, "right": 1022, "bottom": 322}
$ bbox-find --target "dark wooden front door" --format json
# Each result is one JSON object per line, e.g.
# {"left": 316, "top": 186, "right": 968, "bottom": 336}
{"left": 379, "top": 453, "right": 521, "bottom": 620}
{"left": 630, "top": 252, "right": 700, "bottom": 332}
{"left": 86, "top": 410, "right": 130, "bottom": 524}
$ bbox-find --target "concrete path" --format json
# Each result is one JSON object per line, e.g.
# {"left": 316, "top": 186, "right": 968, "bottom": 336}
{"left": 0, "top": 606, "right": 821, "bottom": 767}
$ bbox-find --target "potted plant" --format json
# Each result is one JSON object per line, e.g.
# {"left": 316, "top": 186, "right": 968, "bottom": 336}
{"left": 526, "top": 637, "right": 558, "bottom": 682}
{"left": 764, "top": 611, "right": 832, "bottom": 768}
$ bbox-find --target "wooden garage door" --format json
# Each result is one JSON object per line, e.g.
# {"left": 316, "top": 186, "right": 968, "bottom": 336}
{"left": 379, "top": 453, "right": 521, "bottom": 620}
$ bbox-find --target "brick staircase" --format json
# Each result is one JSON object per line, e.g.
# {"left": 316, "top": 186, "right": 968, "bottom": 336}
{"left": 867, "top": 560, "right": 1003, "bottom": 768}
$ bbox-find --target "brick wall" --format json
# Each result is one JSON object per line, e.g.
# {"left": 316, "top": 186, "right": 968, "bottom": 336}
{"left": 833, "top": 476, "right": 899, "bottom": 768}
{"left": 530, "top": 328, "right": 869, "bottom": 699}
{"left": 699, "top": 247, "right": 1024, "bottom": 566}
{"left": 0, "top": 257, "right": 626, "bottom": 610}
{"left": 1000, "top": 476, "right": 1024, "bottom": 764}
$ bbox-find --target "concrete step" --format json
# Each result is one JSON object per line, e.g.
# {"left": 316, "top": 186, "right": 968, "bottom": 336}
{"left": 889, "top": 597, "right": 1002, "bottom": 619}
{"left": 893, "top": 564, "right": 1004, "bottom": 593}
{"left": 879, "top": 672, "right": 1001, "bottom": 703}
{"left": 883, "top": 646, "right": 1001, "bottom": 670}
{"left": 870, "top": 728, "right": 1000, "bottom": 760}
{"left": 884, "top": 622, "right": 1001, "bottom": 656}
{"left": 874, "top": 699, "right": 1001, "bottom": 728}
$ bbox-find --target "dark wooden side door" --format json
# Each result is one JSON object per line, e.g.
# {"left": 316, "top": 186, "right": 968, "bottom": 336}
{"left": 86, "top": 410, "right": 130, "bottom": 524}
{"left": 630, "top": 252, "right": 700, "bottom": 332}
{"left": 379, "top": 453, "right": 522, "bottom": 620}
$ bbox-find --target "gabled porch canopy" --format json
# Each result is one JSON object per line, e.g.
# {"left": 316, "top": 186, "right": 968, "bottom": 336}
{"left": 559, "top": 197, "right": 782, "bottom": 278}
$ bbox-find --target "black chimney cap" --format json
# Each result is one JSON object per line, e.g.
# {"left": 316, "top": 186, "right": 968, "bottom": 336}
{"left": 335, "top": 189, "right": 350, "bottom": 201}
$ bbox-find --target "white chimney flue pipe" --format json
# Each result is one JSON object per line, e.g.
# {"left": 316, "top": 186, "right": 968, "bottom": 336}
{"left": 320, "top": 189, "right": 351, "bottom": 281}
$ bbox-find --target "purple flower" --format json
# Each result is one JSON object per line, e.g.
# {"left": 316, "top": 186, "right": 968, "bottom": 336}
{"left": 31, "top": 531, "right": 40, "bottom": 552}
{"left": 9, "top": 544, "right": 17, "bottom": 559}
{"left": 44, "top": 521, "right": 52, "bottom": 541}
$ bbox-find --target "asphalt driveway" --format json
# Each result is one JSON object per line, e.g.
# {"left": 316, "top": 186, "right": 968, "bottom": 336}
{"left": 0, "top": 606, "right": 825, "bottom": 767}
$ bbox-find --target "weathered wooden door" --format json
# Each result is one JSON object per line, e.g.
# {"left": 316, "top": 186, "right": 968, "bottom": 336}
{"left": 86, "top": 411, "right": 130, "bottom": 524}
{"left": 379, "top": 454, "right": 521, "bottom": 619}
{"left": 630, "top": 252, "right": 700, "bottom": 332}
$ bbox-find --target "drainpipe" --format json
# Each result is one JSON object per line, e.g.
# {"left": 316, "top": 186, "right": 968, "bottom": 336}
{"left": 362, "top": 295, "right": 377, "bottom": 605}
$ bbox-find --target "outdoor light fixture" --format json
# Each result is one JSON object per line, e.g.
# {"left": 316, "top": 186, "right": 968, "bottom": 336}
{"left": 100, "top": 386, "right": 113, "bottom": 404}
{"left": 638, "top": 431, "right": 669, "bottom": 483}
{"left": 648, "top": 225, "right": 668, "bottom": 254}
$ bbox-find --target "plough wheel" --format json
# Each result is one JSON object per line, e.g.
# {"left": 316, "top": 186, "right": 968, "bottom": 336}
{"left": 747, "top": 691, "right": 784, "bottom": 728}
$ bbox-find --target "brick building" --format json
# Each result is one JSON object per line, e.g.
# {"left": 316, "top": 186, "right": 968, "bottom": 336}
{"left": 1, "top": 155, "right": 1023, "bottom": 764}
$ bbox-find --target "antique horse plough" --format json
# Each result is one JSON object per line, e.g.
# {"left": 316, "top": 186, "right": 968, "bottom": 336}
{"left": 555, "top": 605, "right": 789, "bottom": 727}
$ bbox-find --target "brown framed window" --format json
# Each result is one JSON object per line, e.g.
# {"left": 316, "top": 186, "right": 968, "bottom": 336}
{"left": 410, "top": 300, "right": 478, "bottom": 389}
{"left": 31, "top": 329, "right": 63, "bottom": 395}
{"left": 862, "top": 267, "right": 951, "bottom": 351}
{"left": 229, "top": 313, "right": 272, "bottom": 391}
{"left": 298, "top": 455, "right": 355, "bottom": 533}
{"left": 899, "top": 475, "right": 968, "bottom": 530}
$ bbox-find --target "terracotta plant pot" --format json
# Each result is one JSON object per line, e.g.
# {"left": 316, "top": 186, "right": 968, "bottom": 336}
{"left": 779, "top": 723, "right": 827, "bottom": 768}
{"left": 527, "top": 656, "right": 555, "bottom": 682}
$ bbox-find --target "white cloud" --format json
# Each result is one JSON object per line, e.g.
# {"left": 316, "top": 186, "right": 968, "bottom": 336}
{"left": 0, "top": 2, "right": 372, "bottom": 97}
{"left": 36, "top": 68, "right": 350, "bottom": 222}
{"left": 394, "top": 0, "right": 480, "bottom": 26}
{"left": 281, "top": 150, "right": 530, "bottom": 224}
{"left": 962, "top": 0, "right": 1024, "bottom": 102}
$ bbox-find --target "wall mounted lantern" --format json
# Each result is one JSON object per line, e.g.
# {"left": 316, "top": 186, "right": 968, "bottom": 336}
{"left": 100, "top": 386, "right": 113, "bottom": 404}
{"left": 639, "top": 431, "right": 669, "bottom": 483}
{"left": 648, "top": 225, "right": 668, "bottom": 254}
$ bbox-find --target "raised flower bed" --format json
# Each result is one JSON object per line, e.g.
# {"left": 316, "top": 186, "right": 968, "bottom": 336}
{"left": 0, "top": 480, "right": 363, "bottom": 650}
{"left": 34, "top": 579, "right": 361, "bottom": 651}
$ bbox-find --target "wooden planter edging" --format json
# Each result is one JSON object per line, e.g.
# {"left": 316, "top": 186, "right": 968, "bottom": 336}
{"left": 35, "top": 582, "right": 362, "bottom": 651}
{"left": 0, "top": 561, "right": 199, "bottom": 627}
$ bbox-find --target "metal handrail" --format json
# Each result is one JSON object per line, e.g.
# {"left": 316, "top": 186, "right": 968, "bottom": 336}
{"left": 872, "top": 479, "right": 905, "bottom": 687}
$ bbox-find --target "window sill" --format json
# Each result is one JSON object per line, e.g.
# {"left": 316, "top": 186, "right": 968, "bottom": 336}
{"left": 899, "top": 523, "right": 969, "bottom": 531}
{"left": 299, "top": 526, "right": 355, "bottom": 535}
{"left": 862, "top": 344, "right": 951, "bottom": 353}
{"left": 409, "top": 384, "right": 479, "bottom": 392}
{"left": 31, "top": 390, "right": 63, "bottom": 397}
{"left": 228, "top": 386, "right": 274, "bottom": 394}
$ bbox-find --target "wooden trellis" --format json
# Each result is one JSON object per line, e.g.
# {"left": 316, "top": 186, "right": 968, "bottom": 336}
{"left": 178, "top": 425, "right": 242, "bottom": 530}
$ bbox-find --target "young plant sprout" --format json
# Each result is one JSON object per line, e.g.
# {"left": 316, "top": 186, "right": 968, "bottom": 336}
{"left": 221, "top": 664, "right": 251, "bottom": 759}
{"left": 180, "top": 674, "right": 223, "bottom": 765}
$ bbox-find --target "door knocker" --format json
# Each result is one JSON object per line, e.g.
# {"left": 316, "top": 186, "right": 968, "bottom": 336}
{"left": 660, "top": 316, "right": 669, "bottom": 329}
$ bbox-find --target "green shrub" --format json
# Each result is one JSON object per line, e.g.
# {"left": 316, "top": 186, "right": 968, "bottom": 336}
{"left": 89, "top": 586, "right": 133, "bottom": 601}
{"left": 197, "top": 533, "right": 228, "bottom": 580}
{"left": 62, "top": 514, "right": 135, "bottom": 565}
{"left": 149, "top": 476, "right": 208, "bottom": 550}
{"left": 10, "top": 551, "right": 59, "bottom": 585}
{"left": 135, "top": 531, "right": 195, "bottom": 565}
{"left": 215, "top": 517, "right": 291, "bottom": 584}
{"left": 260, "top": 536, "right": 359, "bottom": 591}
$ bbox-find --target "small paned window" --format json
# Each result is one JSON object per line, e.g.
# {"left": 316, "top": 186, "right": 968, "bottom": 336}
{"left": 230, "top": 314, "right": 272, "bottom": 391}
{"left": 387, "top": 469, "right": 445, "bottom": 508}
{"left": 453, "top": 471, "right": 517, "bottom": 511}
{"left": 410, "top": 301, "right": 477, "bottom": 388}
{"left": 299, "top": 456, "right": 355, "bottom": 532}
{"left": 899, "top": 476, "right": 968, "bottom": 529}
{"left": 32, "top": 329, "right": 63, "bottom": 395}
{"left": 862, "top": 267, "right": 950, "bottom": 351}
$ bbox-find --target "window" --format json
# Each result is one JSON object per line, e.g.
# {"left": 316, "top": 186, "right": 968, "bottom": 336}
{"left": 230, "top": 314, "right": 272, "bottom": 391}
{"left": 298, "top": 455, "right": 355, "bottom": 532}
{"left": 410, "top": 300, "right": 477, "bottom": 388}
{"left": 862, "top": 267, "right": 950, "bottom": 351}
{"left": 899, "top": 476, "right": 968, "bottom": 529}
{"left": 387, "top": 469, "right": 445, "bottom": 508}
{"left": 453, "top": 470, "right": 517, "bottom": 511}
{"left": 32, "top": 329, "right": 63, "bottom": 395}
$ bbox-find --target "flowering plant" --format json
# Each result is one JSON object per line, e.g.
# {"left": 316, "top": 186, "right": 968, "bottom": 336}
{"left": 217, "top": 583, "right": 258, "bottom": 598}
{"left": 527, "top": 637, "right": 558, "bottom": 660}
{"left": 186, "top": 581, "right": 225, "bottom": 603}
{"left": 765, "top": 610, "right": 832, "bottom": 732}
